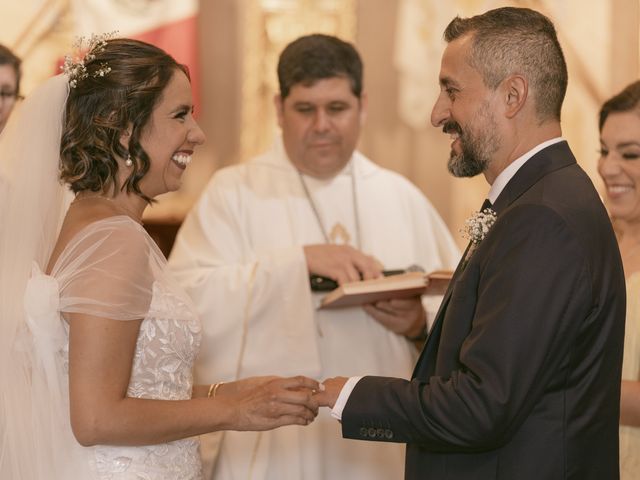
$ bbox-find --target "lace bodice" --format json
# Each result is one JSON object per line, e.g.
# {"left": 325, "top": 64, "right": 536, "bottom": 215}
{"left": 24, "top": 216, "right": 203, "bottom": 479}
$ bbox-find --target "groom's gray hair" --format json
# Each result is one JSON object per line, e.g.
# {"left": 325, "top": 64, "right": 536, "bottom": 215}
{"left": 444, "top": 6, "right": 567, "bottom": 123}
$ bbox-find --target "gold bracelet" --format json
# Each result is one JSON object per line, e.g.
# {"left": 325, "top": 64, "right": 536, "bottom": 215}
{"left": 207, "top": 382, "right": 225, "bottom": 398}
{"left": 213, "top": 381, "right": 224, "bottom": 398}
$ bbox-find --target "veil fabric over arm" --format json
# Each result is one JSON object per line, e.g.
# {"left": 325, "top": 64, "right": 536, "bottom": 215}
{"left": 0, "top": 75, "right": 86, "bottom": 478}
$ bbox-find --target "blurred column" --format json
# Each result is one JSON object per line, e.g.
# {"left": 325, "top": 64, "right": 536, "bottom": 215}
{"left": 611, "top": 0, "right": 639, "bottom": 93}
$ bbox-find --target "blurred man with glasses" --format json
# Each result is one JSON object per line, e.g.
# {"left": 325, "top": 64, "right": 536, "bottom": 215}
{"left": 0, "top": 44, "right": 22, "bottom": 134}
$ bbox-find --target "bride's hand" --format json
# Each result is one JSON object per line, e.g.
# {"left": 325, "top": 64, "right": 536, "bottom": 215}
{"left": 218, "top": 376, "right": 320, "bottom": 431}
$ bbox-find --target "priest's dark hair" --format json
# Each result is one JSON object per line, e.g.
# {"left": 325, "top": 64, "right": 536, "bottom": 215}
{"left": 277, "top": 33, "right": 363, "bottom": 99}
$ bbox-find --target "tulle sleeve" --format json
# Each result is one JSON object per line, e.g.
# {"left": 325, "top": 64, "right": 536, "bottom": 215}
{"left": 51, "top": 217, "right": 165, "bottom": 321}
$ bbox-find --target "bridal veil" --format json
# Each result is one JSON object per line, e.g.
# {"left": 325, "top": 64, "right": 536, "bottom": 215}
{"left": 0, "top": 74, "right": 88, "bottom": 478}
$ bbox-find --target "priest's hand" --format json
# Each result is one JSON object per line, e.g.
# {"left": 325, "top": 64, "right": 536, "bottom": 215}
{"left": 363, "top": 295, "right": 427, "bottom": 338}
{"left": 218, "top": 376, "right": 320, "bottom": 431}
{"left": 303, "top": 244, "right": 383, "bottom": 284}
{"left": 314, "top": 376, "right": 349, "bottom": 409}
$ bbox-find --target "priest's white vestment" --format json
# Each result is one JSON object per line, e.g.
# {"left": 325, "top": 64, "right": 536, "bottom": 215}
{"left": 169, "top": 139, "right": 460, "bottom": 480}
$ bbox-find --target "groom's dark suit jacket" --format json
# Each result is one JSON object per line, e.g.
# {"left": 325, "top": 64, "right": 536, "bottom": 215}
{"left": 341, "top": 142, "right": 626, "bottom": 479}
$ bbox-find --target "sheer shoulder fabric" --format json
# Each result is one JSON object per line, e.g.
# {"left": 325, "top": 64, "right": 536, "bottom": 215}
{"left": 51, "top": 215, "right": 165, "bottom": 321}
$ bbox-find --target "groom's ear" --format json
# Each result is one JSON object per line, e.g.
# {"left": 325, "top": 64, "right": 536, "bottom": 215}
{"left": 502, "top": 75, "right": 527, "bottom": 119}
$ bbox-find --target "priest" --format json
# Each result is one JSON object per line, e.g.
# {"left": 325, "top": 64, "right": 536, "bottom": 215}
{"left": 169, "top": 33, "right": 459, "bottom": 480}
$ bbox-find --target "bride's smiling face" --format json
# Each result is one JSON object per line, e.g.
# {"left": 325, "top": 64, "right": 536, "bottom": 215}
{"left": 137, "top": 70, "right": 205, "bottom": 198}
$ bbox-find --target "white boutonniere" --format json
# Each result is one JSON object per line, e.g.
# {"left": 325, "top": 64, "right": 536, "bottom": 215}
{"left": 461, "top": 207, "right": 497, "bottom": 245}
{"left": 459, "top": 207, "right": 497, "bottom": 267}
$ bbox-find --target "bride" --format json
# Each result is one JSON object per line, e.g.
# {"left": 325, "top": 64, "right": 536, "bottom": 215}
{"left": 0, "top": 37, "right": 319, "bottom": 479}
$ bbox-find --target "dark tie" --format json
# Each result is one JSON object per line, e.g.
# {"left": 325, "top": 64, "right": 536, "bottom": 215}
{"left": 480, "top": 198, "right": 492, "bottom": 211}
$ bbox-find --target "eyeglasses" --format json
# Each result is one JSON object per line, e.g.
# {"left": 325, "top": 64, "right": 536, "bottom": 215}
{"left": 0, "top": 91, "right": 23, "bottom": 103}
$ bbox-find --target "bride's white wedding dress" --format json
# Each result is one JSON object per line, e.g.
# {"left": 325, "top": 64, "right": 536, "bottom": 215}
{"left": 24, "top": 215, "right": 203, "bottom": 479}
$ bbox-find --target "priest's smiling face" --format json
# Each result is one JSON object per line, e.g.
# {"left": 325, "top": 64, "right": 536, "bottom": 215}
{"left": 275, "top": 76, "right": 367, "bottom": 179}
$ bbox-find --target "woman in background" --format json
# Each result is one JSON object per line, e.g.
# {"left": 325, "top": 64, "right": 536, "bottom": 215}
{"left": 598, "top": 80, "right": 640, "bottom": 479}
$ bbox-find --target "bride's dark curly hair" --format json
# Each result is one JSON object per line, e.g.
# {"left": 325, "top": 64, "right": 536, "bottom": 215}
{"left": 60, "top": 38, "right": 188, "bottom": 203}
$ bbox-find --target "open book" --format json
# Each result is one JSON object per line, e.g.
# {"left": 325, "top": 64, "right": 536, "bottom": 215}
{"left": 319, "top": 270, "right": 453, "bottom": 309}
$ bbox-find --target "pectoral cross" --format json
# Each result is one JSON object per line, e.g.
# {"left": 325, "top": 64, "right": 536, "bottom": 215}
{"left": 329, "top": 222, "right": 351, "bottom": 245}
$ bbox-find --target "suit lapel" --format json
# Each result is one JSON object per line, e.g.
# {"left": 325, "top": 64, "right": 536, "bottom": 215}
{"left": 412, "top": 141, "right": 577, "bottom": 379}
{"left": 412, "top": 237, "right": 474, "bottom": 377}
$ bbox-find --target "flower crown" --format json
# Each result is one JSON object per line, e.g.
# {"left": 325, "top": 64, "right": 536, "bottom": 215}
{"left": 61, "top": 32, "right": 117, "bottom": 88}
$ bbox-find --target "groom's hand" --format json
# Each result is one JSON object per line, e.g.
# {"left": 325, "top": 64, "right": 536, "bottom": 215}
{"left": 314, "top": 376, "right": 348, "bottom": 409}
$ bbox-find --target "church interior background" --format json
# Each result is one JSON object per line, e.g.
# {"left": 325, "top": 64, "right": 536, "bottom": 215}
{"left": 2, "top": 0, "right": 638, "bottom": 251}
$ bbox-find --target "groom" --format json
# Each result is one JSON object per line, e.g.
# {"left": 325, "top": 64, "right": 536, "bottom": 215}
{"left": 316, "top": 7, "right": 626, "bottom": 480}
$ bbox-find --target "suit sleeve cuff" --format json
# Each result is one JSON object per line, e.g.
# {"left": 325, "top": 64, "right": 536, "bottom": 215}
{"left": 330, "top": 376, "right": 363, "bottom": 420}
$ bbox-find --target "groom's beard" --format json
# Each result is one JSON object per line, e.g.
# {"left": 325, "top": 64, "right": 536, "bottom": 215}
{"left": 445, "top": 104, "right": 500, "bottom": 178}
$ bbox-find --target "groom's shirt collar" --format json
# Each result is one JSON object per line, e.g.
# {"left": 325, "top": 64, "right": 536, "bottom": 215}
{"left": 487, "top": 137, "right": 564, "bottom": 204}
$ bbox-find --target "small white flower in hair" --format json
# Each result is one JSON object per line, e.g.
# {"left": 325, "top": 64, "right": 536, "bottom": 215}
{"left": 61, "top": 31, "right": 117, "bottom": 88}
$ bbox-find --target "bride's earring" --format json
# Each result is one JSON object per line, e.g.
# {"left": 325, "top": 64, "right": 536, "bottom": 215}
{"left": 125, "top": 154, "right": 133, "bottom": 167}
